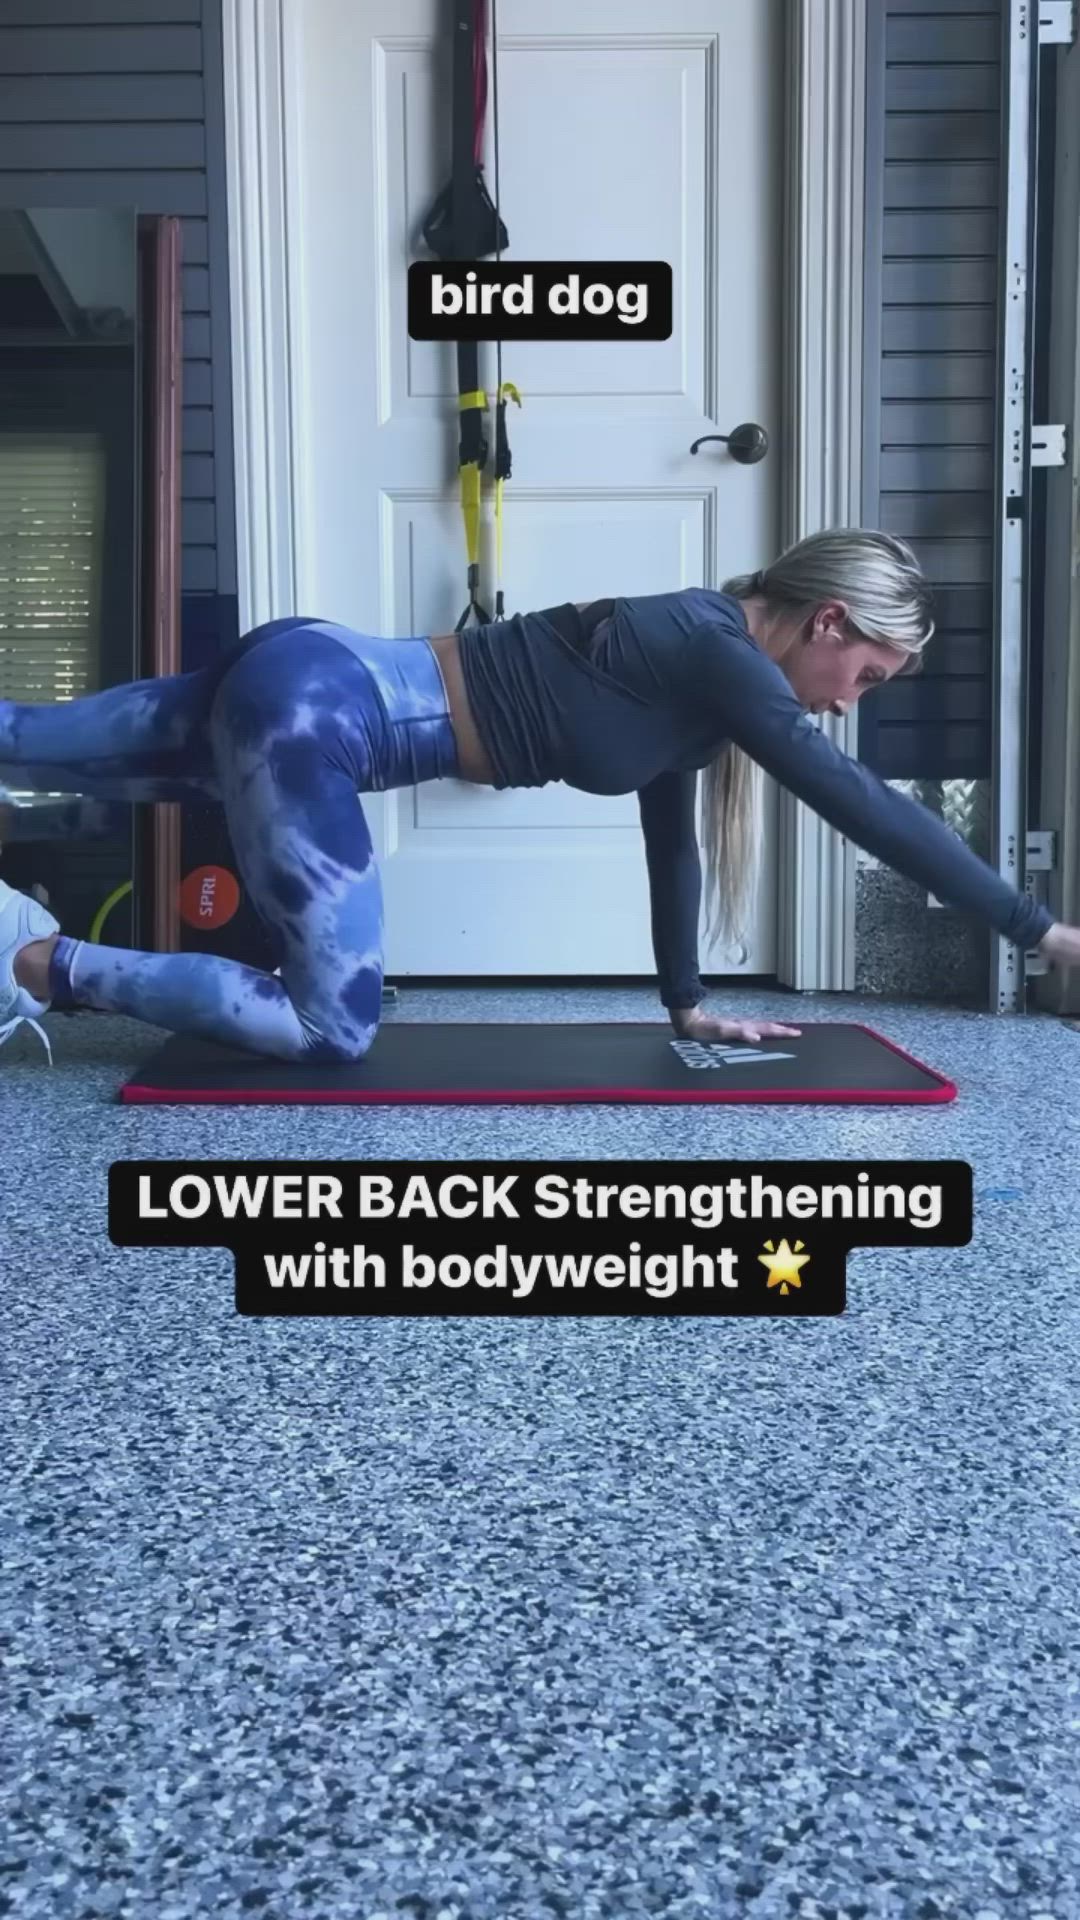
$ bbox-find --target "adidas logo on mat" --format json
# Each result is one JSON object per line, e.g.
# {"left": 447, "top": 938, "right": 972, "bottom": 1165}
{"left": 670, "top": 1040, "right": 797, "bottom": 1070}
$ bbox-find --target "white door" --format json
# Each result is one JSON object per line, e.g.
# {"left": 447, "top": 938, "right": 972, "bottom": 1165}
{"left": 285, "top": 0, "right": 783, "bottom": 981}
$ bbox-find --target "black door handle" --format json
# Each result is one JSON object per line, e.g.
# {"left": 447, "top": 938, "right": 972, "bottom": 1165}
{"left": 689, "top": 421, "right": 769, "bottom": 464}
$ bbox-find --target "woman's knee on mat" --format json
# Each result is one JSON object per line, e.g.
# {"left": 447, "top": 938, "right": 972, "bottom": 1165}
{"left": 301, "top": 1010, "right": 381, "bottom": 1066}
{"left": 305, "top": 1029, "right": 378, "bottom": 1066}
{"left": 221, "top": 989, "right": 378, "bottom": 1066}
{"left": 286, "top": 965, "right": 384, "bottom": 1065}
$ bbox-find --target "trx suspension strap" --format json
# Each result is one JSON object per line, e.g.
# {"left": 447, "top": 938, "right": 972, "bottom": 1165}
{"left": 422, "top": 0, "right": 517, "bottom": 627}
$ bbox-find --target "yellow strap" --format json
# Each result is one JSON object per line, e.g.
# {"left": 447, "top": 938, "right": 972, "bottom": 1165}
{"left": 493, "top": 385, "right": 519, "bottom": 585}
{"left": 456, "top": 386, "right": 521, "bottom": 584}
{"left": 459, "top": 463, "right": 482, "bottom": 566}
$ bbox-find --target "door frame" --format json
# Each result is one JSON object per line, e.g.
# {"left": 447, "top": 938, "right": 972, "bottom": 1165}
{"left": 1033, "top": 23, "right": 1080, "bottom": 1019}
{"left": 136, "top": 213, "right": 183, "bottom": 957}
{"left": 220, "top": 0, "right": 866, "bottom": 993}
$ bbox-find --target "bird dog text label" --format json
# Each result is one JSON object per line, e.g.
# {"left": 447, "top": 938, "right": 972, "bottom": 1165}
{"left": 109, "top": 1158, "right": 974, "bottom": 1320}
{"left": 408, "top": 260, "right": 673, "bottom": 341}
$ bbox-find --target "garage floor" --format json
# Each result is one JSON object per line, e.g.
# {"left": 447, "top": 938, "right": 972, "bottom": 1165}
{"left": 3, "top": 985, "right": 1079, "bottom": 1920}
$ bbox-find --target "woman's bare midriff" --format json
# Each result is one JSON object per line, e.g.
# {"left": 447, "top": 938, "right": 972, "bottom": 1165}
{"left": 427, "top": 632, "right": 497, "bottom": 784}
{"left": 429, "top": 604, "right": 595, "bottom": 787}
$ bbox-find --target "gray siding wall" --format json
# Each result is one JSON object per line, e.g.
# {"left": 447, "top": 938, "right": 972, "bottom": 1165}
{"left": 860, "top": 0, "right": 1001, "bottom": 784}
{"left": 0, "top": 0, "right": 235, "bottom": 601}
{"left": 856, "top": 0, "right": 1004, "bottom": 1003}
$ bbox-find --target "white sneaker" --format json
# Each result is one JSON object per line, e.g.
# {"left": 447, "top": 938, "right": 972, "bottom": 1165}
{"left": 0, "top": 878, "right": 59, "bottom": 1064}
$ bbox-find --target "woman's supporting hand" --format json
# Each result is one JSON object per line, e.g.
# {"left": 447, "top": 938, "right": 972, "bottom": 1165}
{"left": 664, "top": 926, "right": 1080, "bottom": 1046}
{"left": 669, "top": 1006, "right": 802, "bottom": 1046}
{"left": 1037, "top": 922, "right": 1080, "bottom": 968}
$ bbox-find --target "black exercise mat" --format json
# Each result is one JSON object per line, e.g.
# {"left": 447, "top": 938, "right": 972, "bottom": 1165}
{"left": 120, "top": 1021, "right": 957, "bottom": 1106}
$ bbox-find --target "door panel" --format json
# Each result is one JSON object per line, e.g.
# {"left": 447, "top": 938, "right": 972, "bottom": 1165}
{"left": 289, "top": 0, "right": 783, "bottom": 979}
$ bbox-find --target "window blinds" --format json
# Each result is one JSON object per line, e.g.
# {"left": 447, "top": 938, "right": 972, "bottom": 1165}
{"left": 0, "top": 433, "right": 106, "bottom": 706}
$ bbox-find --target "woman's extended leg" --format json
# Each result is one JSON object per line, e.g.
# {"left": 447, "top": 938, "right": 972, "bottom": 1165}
{"left": 0, "top": 617, "right": 317, "bottom": 807}
{"left": 0, "top": 621, "right": 333, "bottom": 856}
{"left": 25, "top": 625, "right": 456, "bottom": 1062}
{"left": 0, "top": 667, "right": 222, "bottom": 806}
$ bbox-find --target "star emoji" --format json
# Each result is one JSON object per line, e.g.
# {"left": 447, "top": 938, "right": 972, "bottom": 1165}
{"left": 758, "top": 1238, "right": 811, "bottom": 1296}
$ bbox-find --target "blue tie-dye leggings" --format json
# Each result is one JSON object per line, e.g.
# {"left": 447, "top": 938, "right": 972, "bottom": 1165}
{"left": 0, "top": 618, "right": 460, "bottom": 1061}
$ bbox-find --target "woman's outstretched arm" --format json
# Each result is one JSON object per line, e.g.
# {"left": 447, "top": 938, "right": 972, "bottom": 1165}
{"left": 691, "top": 619, "right": 1054, "bottom": 952}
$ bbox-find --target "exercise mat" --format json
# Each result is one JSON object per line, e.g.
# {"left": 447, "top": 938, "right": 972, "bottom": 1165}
{"left": 120, "top": 1021, "right": 957, "bottom": 1106}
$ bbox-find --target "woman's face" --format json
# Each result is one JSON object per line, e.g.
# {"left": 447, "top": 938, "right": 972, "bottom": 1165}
{"left": 781, "top": 602, "right": 910, "bottom": 716}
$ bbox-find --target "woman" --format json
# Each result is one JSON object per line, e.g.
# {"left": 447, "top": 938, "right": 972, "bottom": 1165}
{"left": 1, "top": 527, "right": 1076, "bottom": 1064}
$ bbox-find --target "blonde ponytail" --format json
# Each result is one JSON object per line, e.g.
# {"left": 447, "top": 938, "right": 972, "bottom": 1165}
{"left": 701, "top": 529, "right": 936, "bottom": 960}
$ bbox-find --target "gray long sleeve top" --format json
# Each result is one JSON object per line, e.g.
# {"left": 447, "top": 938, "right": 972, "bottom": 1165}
{"left": 456, "top": 590, "right": 1053, "bottom": 1007}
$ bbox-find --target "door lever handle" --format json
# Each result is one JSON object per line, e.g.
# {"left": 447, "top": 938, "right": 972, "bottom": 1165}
{"left": 689, "top": 421, "right": 769, "bottom": 464}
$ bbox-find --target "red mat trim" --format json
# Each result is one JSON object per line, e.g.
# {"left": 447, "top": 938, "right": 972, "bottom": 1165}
{"left": 118, "top": 1023, "right": 958, "bottom": 1106}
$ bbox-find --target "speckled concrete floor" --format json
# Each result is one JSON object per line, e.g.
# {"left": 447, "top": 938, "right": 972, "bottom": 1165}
{"left": 3, "top": 984, "right": 1080, "bottom": 1920}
